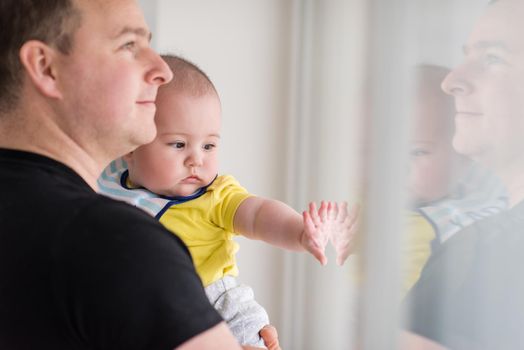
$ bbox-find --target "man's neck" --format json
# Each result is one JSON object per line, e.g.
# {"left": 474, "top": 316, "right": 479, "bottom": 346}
{"left": 505, "top": 181, "right": 524, "bottom": 208}
{"left": 494, "top": 160, "right": 524, "bottom": 208}
{"left": 0, "top": 109, "right": 102, "bottom": 191}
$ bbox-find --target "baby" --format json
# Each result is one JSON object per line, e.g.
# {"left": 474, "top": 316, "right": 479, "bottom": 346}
{"left": 98, "top": 55, "right": 356, "bottom": 346}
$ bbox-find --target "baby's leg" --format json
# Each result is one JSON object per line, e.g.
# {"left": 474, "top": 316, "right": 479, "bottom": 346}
{"left": 205, "top": 276, "right": 270, "bottom": 347}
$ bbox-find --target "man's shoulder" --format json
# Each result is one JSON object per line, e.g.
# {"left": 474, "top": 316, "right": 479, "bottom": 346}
{"left": 51, "top": 194, "right": 222, "bottom": 349}
{"left": 72, "top": 194, "right": 187, "bottom": 250}
{"left": 83, "top": 193, "right": 157, "bottom": 220}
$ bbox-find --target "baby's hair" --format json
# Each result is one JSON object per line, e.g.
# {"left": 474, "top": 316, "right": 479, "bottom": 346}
{"left": 161, "top": 54, "right": 218, "bottom": 98}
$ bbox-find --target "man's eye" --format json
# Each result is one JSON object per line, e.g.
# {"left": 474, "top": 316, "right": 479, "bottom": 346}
{"left": 203, "top": 144, "right": 216, "bottom": 151}
{"left": 484, "top": 54, "right": 506, "bottom": 65}
{"left": 122, "top": 41, "right": 136, "bottom": 51}
{"left": 170, "top": 142, "right": 185, "bottom": 149}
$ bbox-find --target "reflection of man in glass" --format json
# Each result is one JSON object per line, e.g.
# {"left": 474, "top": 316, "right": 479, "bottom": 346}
{"left": 403, "top": 0, "right": 524, "bottom": 348}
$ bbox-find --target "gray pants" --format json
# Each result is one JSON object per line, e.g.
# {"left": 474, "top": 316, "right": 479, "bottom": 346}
{"left": 205, "top": 276, "right": 270, "bottom": 347}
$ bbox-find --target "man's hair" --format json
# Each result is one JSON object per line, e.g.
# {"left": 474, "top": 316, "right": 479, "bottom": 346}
{"left": 161, "top": 55, "right": 218, "bottom": 98}
{"left": 0, "top": 0, "right": 81, "bottom": 113}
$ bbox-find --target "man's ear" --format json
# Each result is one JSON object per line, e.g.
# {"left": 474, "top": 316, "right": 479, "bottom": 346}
{"left": 19, "top": 40, "right": 63, "bottom": 99}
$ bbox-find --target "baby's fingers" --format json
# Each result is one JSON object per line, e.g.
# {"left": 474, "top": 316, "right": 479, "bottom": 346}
{"left": 303, "top": 210, "right": 316, "bottom": 233}
{"left": 327, "top": 201, "right": 337, "bottom": 220}
{"left": 336, "top": 244, "right": 353, "bottom": 266}
{"left": 308, "top": 202, "right": 322, "bottom": 227}
{"left": 347, "top": 203, "right": 360, "bottom": 225}
{"left": 310, "top": 244, "right": 328, "bottom": 266}
{"left": 302, "top": 211, "right": 328, "bottom": 265}
{"left": 336, "top": 201, "right": 349, "bottom": 222}
{"left": 335, "top": 219, "right": 359, "bottom": 265}
{"left": 318, "top": 201, "right": 329, "bottom": 222}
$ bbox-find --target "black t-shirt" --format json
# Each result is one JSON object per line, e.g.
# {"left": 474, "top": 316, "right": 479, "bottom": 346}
{"left": 404, "top": 200, "right": 524, "bottom": 349}
{"left": 0, "top": 149, "right": 222, "bottom": 350}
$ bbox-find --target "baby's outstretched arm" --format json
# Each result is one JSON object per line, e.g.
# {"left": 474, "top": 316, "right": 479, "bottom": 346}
{"left": 234, "top": 197, "right": 329, "bottom": 265}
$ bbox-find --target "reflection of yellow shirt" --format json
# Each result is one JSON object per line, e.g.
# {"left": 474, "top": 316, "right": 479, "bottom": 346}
{"left": 401, "top": 211, "right": 435, "bottom": 295}
{"left": 159, "top": 175, "right": 252, "bottom": 287}
{"left": 349, "top": 211, "right": 435, "bottom": 298}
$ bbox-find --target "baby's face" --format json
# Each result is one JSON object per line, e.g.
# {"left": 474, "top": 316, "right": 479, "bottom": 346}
{"left": 407, "top": 107, "right": 467, "bottom": 206}
{"left": 126, "top": 88, "right": 221, "bottom": 197}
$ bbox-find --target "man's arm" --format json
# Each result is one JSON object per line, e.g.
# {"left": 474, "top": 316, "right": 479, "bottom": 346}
{"left": 399, "top": 331, "right": 448, "bottom": 350}
{"left": 176, "top": 323, "right": 242, "bottom": 350}
{"left": 177, "top": 323, "right": 281, "bottom": 350}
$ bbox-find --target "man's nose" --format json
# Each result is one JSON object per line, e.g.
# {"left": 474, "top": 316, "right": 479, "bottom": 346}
{"left": 441, "top": 67, "right": 473, "bottom": 96}
{"left": 145, "top": 49, "right": 174, "bottom": 86}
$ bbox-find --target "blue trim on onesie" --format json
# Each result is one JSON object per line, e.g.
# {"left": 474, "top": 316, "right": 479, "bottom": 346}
{"left": 119, "top": 170, "right": 218, "bottom": 220}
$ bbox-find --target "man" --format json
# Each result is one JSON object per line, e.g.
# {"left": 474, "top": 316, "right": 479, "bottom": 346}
{"left": 403, "top": 0, "right": 524, "bottom": 348}
{"left": 0, "top": 1, "right": 278, "bottom": 349}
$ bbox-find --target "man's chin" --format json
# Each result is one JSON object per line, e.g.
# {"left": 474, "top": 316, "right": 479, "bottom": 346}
{"left": 134, "top": 127, "right": 157, "bottom": 147}
{"left": 452, "top": 135, "right": 481, "bottom": 158}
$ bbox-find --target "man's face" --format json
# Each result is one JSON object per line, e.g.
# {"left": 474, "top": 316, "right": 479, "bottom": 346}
{"left": 441, "top": 0, "right": 524, "bottom": 170}
{"left": 127, "top": 89, "right": 221, "bottom": 197}
{"left": 55, "top": 0, "right": 172, "bottom": 161}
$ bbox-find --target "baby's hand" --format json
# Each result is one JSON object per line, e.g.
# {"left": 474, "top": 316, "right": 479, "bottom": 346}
{"left": 301, "top": 202, "right": 331, "bottom": 265}
{"left": 328, "top": 201, "right": 360, "bottom": 266}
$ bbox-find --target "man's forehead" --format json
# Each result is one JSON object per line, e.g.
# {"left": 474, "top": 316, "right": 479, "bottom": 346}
{"left": 462, "top": 40, "right": 512, "bottom": 55}
{"left": 111, "top": 26, "right": 152, "bottom": 42}
{"left": 466, "top": 1, "right": 524, "bottom": 53}
{"left": 75, "top": 0, "right": 150, "bottom": 36}
{"left": 75, "top": 0, "right": 135, "bottom": 10}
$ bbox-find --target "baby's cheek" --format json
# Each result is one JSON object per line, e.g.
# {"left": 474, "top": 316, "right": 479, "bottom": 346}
{"left": 426, "top": 166, "right": 453, "bottom": 198}
{"left": 411, "top": 162, "right": 446, "bottom": 201}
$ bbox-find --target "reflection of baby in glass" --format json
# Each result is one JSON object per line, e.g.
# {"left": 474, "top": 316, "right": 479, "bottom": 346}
{"left": 407, "top": 66, "right": 469, "bottom": 208}
{"left": 403, "top": 64, "right": 507, "bottom": 294}
{"left": 99, "top": 55, "right": 356, "bottom": 346}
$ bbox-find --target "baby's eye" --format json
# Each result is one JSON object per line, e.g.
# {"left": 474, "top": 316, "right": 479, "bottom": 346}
{"left": 410, "top": 149, "right": 430, "bottom": 157}
{"left": 203, "top": 143, "right": 216, "bottom": 151}
{"left": 170, "top": 142, "right": 185, "bottom": 149}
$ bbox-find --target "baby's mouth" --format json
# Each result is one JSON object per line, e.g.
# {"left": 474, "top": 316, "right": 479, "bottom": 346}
{"left": 182, "top": 175, "right": 201, "bottom": 183}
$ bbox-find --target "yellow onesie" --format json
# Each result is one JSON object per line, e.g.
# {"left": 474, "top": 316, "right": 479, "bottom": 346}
{"left": 158, "top": 175, "right": 252, "bottom": 287}
{"left": 401, "top": 211, "right": 436, "bottom": 294}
